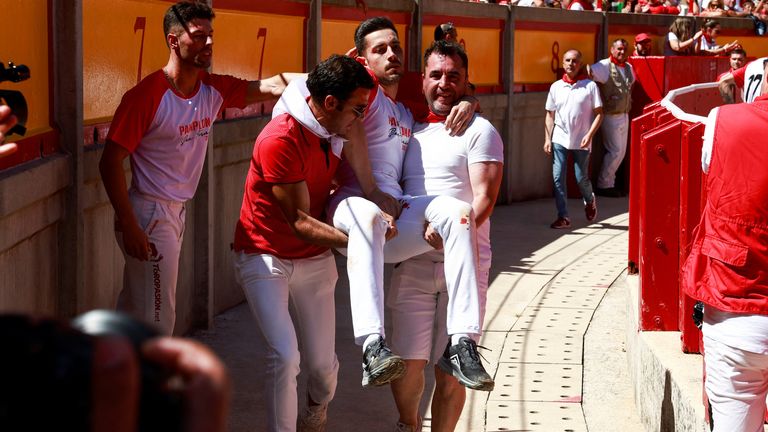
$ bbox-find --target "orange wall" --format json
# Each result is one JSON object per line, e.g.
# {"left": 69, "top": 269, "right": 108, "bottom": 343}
{"left": 1, "top": 0, "right": 50, "bottom": 135}
{"left": 83, "top": 0, "right": 170, "bottom": 123}
{"left": 322, "top": 21, "right": 408, "bottom": 61}
{"left": 514, "top": 29, "right": 597, "bottom": 84}
{"left": 421, "top": 26, "right": 501, "bottom": 86}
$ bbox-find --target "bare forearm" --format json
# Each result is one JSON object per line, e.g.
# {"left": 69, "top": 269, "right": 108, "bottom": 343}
{"left": 544, "top": 113, "right": 554, "bottom": 144}
{"left": 247, "top": 72, "right": 306, "bottom": 104}
{"left": 292, "top": 211, "right": 349, "bottom": 248}
{"left": 472, "top": 196, "right": 496, "bottom": 228}
{"left": 587, "top": 113, "right": 603, "bottom": 140}
{"left": 99, "top": 151, "right": 137, "bottom": 229}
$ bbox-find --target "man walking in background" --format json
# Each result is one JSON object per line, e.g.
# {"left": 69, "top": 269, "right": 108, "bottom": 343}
{"left": 589, "top": 38, "right": 635, "bottom": 198}
{"left": 545, "top": 49, "right": 602, "bottom": 229}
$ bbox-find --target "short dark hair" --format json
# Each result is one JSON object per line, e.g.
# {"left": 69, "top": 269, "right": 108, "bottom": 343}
{"left": 423, "top": 40, "right": 469, "bottom": 71}
{"left": 163, "top": 1, "right": 215, "bottom": 37}
{"left": 731, "top": 48, "right": 747, "bottom": 57}
{"left": 354, "top": 17, "right": 398, "bottom": 54}
{"left": 612, "top": 38, "right": 628, "bottom": 48}
{"left": 306, "top": 55, "right": 375, "bottom": 105}
{"left": 434, "top": 22, "right": 456, "bottom": 41}
{"left": 703, "top": 19, "right": 720, "bottom": 30}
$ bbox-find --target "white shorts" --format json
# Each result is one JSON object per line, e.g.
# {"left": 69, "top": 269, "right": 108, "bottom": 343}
{"left": 388, "top": 258, "right": 450, "bottom": 363}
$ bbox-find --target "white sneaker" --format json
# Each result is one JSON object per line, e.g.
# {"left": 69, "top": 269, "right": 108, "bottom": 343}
{"left": 297, "top": 403, "right": 328, "bottom": 432}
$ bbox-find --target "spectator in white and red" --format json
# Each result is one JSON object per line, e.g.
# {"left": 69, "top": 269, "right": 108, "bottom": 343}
{"left": 565, "top": 0, "right": 595, "bottom": 11}
{"left": 633, "top": 33, "right": 653, "bottom": 56}
{"left": 698, "top": 19, "right": 741, "bottom": 56}
{"left": 665, "top": 18, "right": 703, "bottom": 56}
{"left": 743, "top": 0, "right": 768, "bottom": 18}
{"left": 701, "top": 0, "right": 729, "bottom": 16}
{"left": 635, "top": 0, "right": 680, "bottom": 13}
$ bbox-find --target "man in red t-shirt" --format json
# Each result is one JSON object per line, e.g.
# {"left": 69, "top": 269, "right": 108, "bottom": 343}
{"left": 99, "top": 1, "right": 300, "bottom": 335}
{"left": 233, "top": 55, "right": 375, "bottom": 432}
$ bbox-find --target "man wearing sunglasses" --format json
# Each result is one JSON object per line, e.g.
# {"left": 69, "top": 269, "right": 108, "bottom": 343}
{"left": 233, "top": 55, "right": 376, "bottom": 432}
{"left": 99, "top": 0, "right": 301, "bottom": 336}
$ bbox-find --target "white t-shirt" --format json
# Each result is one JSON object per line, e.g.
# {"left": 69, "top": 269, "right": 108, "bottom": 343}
{"left": 569, "top": 2, "right": 585, "bottom": 9}
{"left": 403, "top": 115, "right": 504, "bottom": 269}
{"left": 736, "top": 58, "right": 768, "bottom": 103}
{"left": 545, "top": 78, "right": 603, "bottom": 150}
{"left": 698, "top": 36, "right": 719, "bottom": 53}
{"left": 664, "top": 32, "right": 680, "bottom": 56}
{"left": 334, "top": 82, "right": 413, "bottom": 198}
{"left": 590, "top": 58, "right": 636, "bottom": 86}
{"left": 106, "top": 70, "right": 248, "bottom": 202}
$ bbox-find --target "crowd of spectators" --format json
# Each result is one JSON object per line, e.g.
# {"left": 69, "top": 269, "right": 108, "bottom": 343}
{"left": 458, "top": 0, "right": 768, "bottom": 28}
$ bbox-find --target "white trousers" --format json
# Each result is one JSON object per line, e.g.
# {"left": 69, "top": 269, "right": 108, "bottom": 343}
{"left": 234, "top": 250, "right": 339, "bottom": 432}
{"left": 703, "top": 334, "right": 768, "bottom": 432}
{"left": 388, "top": 258, "right": 491, "bottom": 363}
{"left": 331, "top": 194, "right": 481, "bottom": 344}
{"left": 597, "top": 113, "right": 629, "bottom": 189}
{"left": 116, "top": 191, "right": 185, "bottom": 335}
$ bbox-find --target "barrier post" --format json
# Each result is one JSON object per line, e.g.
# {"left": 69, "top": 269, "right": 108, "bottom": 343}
{"left": 638, "top": 119, "right": 682, "bottom": 331}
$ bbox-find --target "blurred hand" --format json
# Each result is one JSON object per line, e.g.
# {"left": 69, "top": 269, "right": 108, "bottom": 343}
{"left": 543, "top": 141, "right": 552, "bottom": 155}
{"left": 92, "top": 337, "right": 231, "bottom": 432}
{"left": 580, "top": 135, "right": 592, "bottom": 149}
{"left": 120, "top": 220, "right": 151, "bottom": 261}
{"left": 423, "top": 222, "right": 443, "bottom": 250}
{"left": 0, "top": 105, "right": 19, "bottom": 158}
{"left": 381, "top": 211, "right": 398, "bottom": 241}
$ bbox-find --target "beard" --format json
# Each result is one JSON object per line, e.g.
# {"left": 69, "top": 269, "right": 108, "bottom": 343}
{"left": 377, "top": 72, "right": 402, "bottom": 87}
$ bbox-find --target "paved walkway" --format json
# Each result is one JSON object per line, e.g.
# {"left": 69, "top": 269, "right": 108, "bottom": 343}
{"left": 193, "top": 197, "right": 643, "bottom": 432}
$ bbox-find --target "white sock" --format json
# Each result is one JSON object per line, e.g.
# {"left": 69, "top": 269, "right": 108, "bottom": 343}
{"left": 363, "top": 333, "right": 382, "bottom": 353}
{"left": 451, "top": 333, "right": 470, "bottom": 345}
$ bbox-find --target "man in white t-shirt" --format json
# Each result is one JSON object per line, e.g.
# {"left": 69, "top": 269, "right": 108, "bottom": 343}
{"left": 388, "top": 41, "right": 504, "bottom": 432}
{"left": 545, "top": 49, "right": 603, "bottom": 229}
{"left": 589, "top": 39, "right": 635, "bottom": 198}
{"left": 99, "top": 1, "right": 298, "bottom": 335}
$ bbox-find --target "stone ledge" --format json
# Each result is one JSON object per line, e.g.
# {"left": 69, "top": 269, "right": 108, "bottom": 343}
{"left": 626, "top": 275, "right": 708, "bottom": 432}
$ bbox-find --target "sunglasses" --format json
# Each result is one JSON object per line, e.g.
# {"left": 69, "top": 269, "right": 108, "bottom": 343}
{"left": 351, "top": 105, "right": 366, "bottom": 119}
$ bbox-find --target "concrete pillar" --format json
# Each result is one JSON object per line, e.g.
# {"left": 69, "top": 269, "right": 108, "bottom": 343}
{"left": 501, "top": 6, "right": 515, "bottom": 205}
{"left": 307, "top": 0, "right": 322, "bottom": 70}
{"left": 53, "top": 1, "right": 84, "bottom": 318}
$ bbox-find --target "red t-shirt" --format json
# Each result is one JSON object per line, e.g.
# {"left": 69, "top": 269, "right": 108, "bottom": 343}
{"left": 233, "top": 113, "right": 341, "bottom": 259}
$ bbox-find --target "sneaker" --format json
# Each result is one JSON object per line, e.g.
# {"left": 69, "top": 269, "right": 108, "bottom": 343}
{"left": 595, "top": 187, "right": 623, "bottom": 198}
{"left": 585, "top": 194, "right": 597, "bottom": 222}
{"left": 362, "top": 336, "right": 406, "bottom": 387}
{"left": 297, "top": 403, "right": 328, "bottom": 432}
{"left": 437, "top": 337, "right": 495, "bottom": 391}
{"left": 550, "top": 216, "right": 571, "bottom": 229}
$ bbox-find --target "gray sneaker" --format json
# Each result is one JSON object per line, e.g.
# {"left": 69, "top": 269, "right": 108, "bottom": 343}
{"left": 297, "top": 403, "right": 328, "bottom": 432}
{"left": 437, "top": 337, "right": 495, "bottom": 391}
{"left": 362, "top": 336, "right": 406, "bottom": 387}
{"left": 394, "top": 420, "right": 422, "bottom": 432}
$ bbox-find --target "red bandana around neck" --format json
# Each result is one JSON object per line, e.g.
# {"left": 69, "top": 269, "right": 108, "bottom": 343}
{"left": 610, "top": 55, "right": 626, "bottom": 68}
{"left": 417, "top": 110, "right": 448, "bottom": 123}
{"left": 703, "top": 34, "right": 715, "bottom": 44}
{"left": 562, "top": 73, "right": 588, "bottom": 85}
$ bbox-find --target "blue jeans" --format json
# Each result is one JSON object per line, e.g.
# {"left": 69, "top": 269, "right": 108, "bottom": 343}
{"left": 552, "top": 143, "right": 593, "bottom": 218}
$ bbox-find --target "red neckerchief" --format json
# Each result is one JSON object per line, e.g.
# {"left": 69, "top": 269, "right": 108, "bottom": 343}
{"left": 562, "top": 73, "right": 588, "bottom": 84}
{"left": 610, "top": 55, "right": 626, "bottom": 68}
{"left": 415, "top": 110, "right": 448, "bottom": 123}
{"left": 704, "top": 34, "right": 715, "bottom": 44}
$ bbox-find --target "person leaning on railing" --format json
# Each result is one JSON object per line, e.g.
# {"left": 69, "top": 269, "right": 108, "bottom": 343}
{"left": 664, "top": 17, "right": 703, "bottom": 55}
